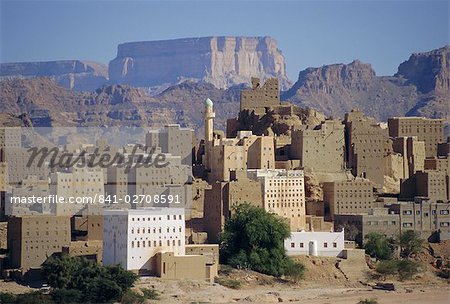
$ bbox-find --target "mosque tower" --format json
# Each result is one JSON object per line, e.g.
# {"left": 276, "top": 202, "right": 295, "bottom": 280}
{"left": 204, "top": 98, "right": 215, "bottom": 170}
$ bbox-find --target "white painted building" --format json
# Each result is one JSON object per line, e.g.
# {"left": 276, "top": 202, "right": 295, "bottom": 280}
{"left": 247, "top": 169, "right": 306, "bottom": 231}
{"left": 103, "top": 208, "right": 185, "bottom": 272}
{"left": 285, "top": 230, "right": 345, "bottom": 257}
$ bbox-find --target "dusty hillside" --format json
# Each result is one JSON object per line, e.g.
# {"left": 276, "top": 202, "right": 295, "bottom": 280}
{"left": 0, "top": 78, "right": 242, "bottom": 135}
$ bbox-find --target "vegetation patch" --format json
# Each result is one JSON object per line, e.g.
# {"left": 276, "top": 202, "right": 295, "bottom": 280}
{"left": 214, "top": 277, "right": 242, "bottom": 289}
{"left": 220, "top": 203, "right": 305, "bottom": 281}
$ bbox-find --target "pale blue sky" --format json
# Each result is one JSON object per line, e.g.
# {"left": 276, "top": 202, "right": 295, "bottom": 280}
{"left": 1, "top": 0, "right": 449, "bottom": 80}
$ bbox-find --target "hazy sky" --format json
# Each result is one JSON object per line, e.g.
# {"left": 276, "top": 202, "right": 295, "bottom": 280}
{"left": 1, "top": 0, "right": 449, "bottom": 80}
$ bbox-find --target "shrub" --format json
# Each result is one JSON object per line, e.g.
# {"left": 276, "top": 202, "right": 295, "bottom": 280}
{"left": 15, "top": 291, "right": 53, "bottom": 304}
{"left": 50, "top": 289, "right": 82, "bottom": 303}
{"left": 357, "top": 299, "right": 378, "bottom": 304}
{"left": 218, "top": 264, "right": 234, "bottom": 275}
{"left": 284, "top": 260, "right": 306, "bottom": 282}
{"left": 0, "top": 292, "right": 16, "bottom": 304}
{"left": 375, "top": 259, "right": 422, "bottom": 281}
{"left": 121, "top": 290, "right": 146, "bottom": 304}
{"left": 397, "top": 260, "right": 421, "bottom": 281}
{"left": 214, "top": 277, "right": 242, "bottom": 289}
{"left": 141, "top": 288, "right": 160, "bottom": 300}
{"left": 375, "top": 260, "right": 398, "bottom": 278}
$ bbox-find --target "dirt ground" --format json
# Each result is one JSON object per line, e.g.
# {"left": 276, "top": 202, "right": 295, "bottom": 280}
{"left": 134, "top": 276, "right": 450, "bottom": 304}
{"left": 1, "top": 243, "right": 449, "bottom": 303}
{"left": 133, "top": 254, "right": 450, "bottom": 304}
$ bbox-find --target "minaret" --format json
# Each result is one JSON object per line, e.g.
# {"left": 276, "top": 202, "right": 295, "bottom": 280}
{"left": 204, "top": 98, "right": 215, "bottom": 170}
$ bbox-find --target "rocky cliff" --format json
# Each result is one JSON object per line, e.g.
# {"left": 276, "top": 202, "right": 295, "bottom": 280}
{"left": 0, "top": 60, "right": 108, "bottom": 91}
{"left": 108, "top": 36, "right": 290, "bottom": 89}
{"left": 282, "top": 45, "right": 449, "bottom": 123}
{"left": 396, "top": 46, "right": 450, "bottom": 94}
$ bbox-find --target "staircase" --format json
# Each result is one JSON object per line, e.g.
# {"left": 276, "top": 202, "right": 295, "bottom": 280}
{"left": 337, "top": 249, "right": 370, "bottom": 282}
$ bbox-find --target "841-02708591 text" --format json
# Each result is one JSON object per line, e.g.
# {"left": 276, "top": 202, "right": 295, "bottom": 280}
{"left": 97, "top": 194, "right": 182, "bottom": 204}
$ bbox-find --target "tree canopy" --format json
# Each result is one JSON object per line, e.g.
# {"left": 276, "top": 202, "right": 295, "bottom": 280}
{"left": 42, "top": 255, "right": 138, "bottom": 303}
{"left": 220, "top": 203, "right": 304, "bottom": 278}
{"left": 398, "top": 230, "right": 423, "bottom": 258}
{"left": 364, "top": 232, "right": 394, "bottom": 260}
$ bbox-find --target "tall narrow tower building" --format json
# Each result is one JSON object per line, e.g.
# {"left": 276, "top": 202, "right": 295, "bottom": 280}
{"left": 204, "top": 98, "right": 215, "bottom": 170}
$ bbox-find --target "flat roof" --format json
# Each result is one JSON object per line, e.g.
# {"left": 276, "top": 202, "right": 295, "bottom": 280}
{"left": 103, "top": 207, "right": 185, "bottom": 216}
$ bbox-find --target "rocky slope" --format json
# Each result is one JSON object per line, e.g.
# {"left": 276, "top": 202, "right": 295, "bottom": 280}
{"left": 282, "top": 46, "right": 450, "bottom": 123}
{"left": 0, "top": 78, "right": 142, "bottom": 127}
{"left": 0, "top": 78, "right": 243, "bottom": 138}
{"left": 0, "top": 60, "right": 108, "bottom": 91}
{"left": 1, "top": 46, "right": 448, "bottom": 136}
{"left": 109, "top": 36, "right": 291, "bottom": 89}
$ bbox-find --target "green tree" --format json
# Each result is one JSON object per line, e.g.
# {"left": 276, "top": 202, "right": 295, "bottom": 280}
{"left": 364, "top": 232, "right": 393, "bottom": 260}
{"left": 220, "top": 203, "right": 303, "bottom": 277}
{"left": 42, "top": 255, "right": 138, "bottom": 303}
{"left": 398, "top": 230, "right": 423, "bottom": 258}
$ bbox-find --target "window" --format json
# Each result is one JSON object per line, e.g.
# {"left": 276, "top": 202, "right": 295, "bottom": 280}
{"left": 291, "top": 242, "right": 295, "bottom": 248}
{"left": 300, "top": 243, "right": 304, "bottom": 248}
{"left": 333, "top": 242, "right": 337, "bottom": 248}
{"left": 324, "top": 242, "right": 328, "bottom": 248}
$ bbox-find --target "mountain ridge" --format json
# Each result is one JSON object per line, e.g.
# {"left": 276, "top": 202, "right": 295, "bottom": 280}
{"left": 282, "top": 45, "right": 449, "bottom": 123}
